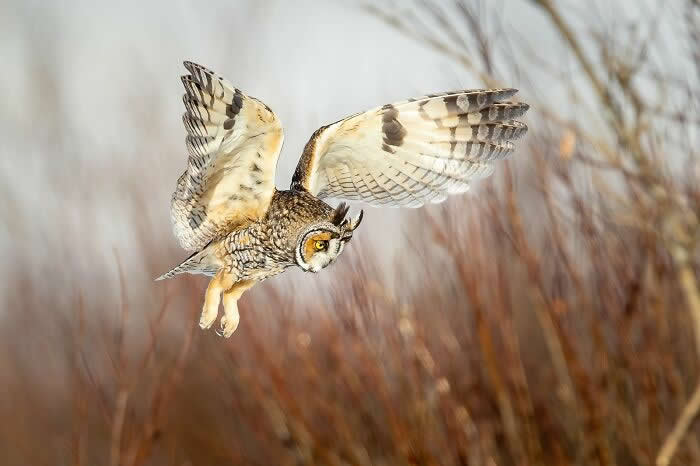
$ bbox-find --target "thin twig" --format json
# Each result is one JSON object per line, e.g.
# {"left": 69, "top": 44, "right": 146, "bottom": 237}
{"left": 110, "top": 390, "right": 130, "bottom": 466}
{"left": 528, "top": 0, "right": 614, "bottom": 122}
{"left": 657, "top": 237, "right": 700, "bottom": 465}
{"left": 657, "top": 382, "right": 700, "bottom": 466}
{"left": 362, "top": 3, "right": 500, "bottom": 87}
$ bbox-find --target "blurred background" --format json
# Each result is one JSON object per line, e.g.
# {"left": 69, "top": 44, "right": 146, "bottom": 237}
{"left": 1, "top": 1, "right": 699, "bottom": 465}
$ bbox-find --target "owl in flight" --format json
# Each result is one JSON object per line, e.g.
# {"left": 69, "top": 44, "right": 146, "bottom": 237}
{"left": 158, "top": 61, "right": 529, "bottom": 337}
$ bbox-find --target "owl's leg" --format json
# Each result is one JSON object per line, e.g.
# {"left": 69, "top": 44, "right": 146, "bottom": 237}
{"left": 218, "top": 280, "right": 256, "bottom": 338}
{"left": 200, "top": 270, "right": 235, "bottom": 330}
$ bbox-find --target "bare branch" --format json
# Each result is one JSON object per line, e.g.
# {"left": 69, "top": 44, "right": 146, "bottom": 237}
{"left": 657, "top": 382, "right": 700, "bottom": 466}
{"left": 362, "top": 3, "right": 501, "bottom": 87}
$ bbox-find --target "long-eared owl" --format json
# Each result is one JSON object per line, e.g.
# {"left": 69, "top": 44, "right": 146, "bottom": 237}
{"left": 158, "top": 61, "right": 529, "bottom": 337}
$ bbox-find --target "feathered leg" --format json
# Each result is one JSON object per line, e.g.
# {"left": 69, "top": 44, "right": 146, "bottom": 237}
{"left": 200, "top": 270, "right": 235, "bottom": 330}
{"left": 219, "top": 280, "right": 256, "bottom": 338}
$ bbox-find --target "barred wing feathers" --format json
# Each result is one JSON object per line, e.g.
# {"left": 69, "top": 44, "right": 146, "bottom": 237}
{"left": 291, "top": 89, "right": 528, "bottom": 207}
{"left": 171, "top": 61, "right": 284, "bottom": 251}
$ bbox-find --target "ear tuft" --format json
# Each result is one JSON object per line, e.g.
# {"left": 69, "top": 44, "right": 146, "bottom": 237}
{"left": 331, "top": 202, "right": 349, "bottom": 226}
{"left": 351, "top": 210, "right": 364, "bottom": 230}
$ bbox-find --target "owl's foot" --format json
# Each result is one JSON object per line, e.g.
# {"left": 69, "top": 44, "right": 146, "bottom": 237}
{"left": 216, "top": 280, "right": 255, "bottom": 338}
{"left": 217, "top": 294, "right": 240, "bottom": 338}
{"left": 200, "top": 289, "right": 220, "bottom": 330}
{"left": 200, "top": 271, "right": 235, "bottom": 331}
{"left": 217, "top": 313, "right": 239, "bottom": 338}
{"left": 199, "top": 305, "right": 218, "bottom": 329}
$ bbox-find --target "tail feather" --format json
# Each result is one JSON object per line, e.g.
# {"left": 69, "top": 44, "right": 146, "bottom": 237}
{"left": 155, "top": 248, "right": 219, "bottom": 281}
{"left": 155, "top": 258, "right": 195, "bottom": 281}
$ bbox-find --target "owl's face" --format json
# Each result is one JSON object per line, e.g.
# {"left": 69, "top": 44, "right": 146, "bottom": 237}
{"left": 295, "top": 205, "right": 363, "bottom": 273}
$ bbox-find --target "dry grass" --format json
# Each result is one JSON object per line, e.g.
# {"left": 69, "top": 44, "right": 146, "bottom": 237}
{"left": 1, "top": 144, "right": 698, "bottom": 465}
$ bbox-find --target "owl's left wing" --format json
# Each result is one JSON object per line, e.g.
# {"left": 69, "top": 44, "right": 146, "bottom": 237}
{"left": 170, "top": 61, "right": 284, "bottom": 252}
{"left": 291, "top": 89, "right": 528, "bottom": 207}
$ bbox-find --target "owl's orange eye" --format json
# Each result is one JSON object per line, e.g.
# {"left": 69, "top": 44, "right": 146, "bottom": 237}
{"left": 314, "top": 240, "right": 328, "bottom": 251}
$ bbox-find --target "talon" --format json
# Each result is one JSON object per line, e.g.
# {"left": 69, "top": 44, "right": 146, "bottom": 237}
{"left": 200, "top": 271, "right": 232, "bottom": 331}
{"left": 220, "top": 309, "right": 239, "bottom": 338}
{"left": 201, "top": 278, "right": 254, "bottom": 338}
{"left": 199, "top": 310, "right": 217, "bottom": 329}
{"left": 217, "top": 315, "right": 233, "bottom": 338}
{"left": 221, "top": 290, "right": 243, "bottom": 338}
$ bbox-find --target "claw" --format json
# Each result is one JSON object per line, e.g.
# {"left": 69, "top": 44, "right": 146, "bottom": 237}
{"left": 199, "top": 278, "right": 255, "bottom": 338}
{"left": 200, "top": 271, "right": 235, "bottom": 332}
{"left": 216, "top": 279, "right": 254, "bottom": 338}
{"left": 199, "top": 303, "right": 218, "bottom": 329}
{"left": 220, "top": 299, "right": 240, "bottom": 338}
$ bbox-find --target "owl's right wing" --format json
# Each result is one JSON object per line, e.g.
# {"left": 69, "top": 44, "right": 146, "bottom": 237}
{"left": 170, "top": 61, "right": 284, "bottom": 252}
{"left": 290, "top": 89, "right": 528, "bottom": 207}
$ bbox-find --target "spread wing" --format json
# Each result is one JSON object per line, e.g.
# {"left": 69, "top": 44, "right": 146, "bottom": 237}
{"left": 291, "top": 89, "right": 528, "bottom": 207}
{"left": 170, "top": 61, "right": 284, "bottom": 251}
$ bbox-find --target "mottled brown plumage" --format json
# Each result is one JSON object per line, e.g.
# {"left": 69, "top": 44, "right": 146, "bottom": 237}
{"left": 158, "top": 61, "right": 529, "bottom": 337}
{"left": 219, "top": 190, "right": 341, "bottom": 281}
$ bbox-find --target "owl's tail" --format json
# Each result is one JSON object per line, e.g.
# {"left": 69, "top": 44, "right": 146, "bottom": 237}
{"left": 155, "top": 247, "right": 219, "bottom": 281}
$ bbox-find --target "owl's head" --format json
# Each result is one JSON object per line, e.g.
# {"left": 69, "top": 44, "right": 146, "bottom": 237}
{"left": 295, "top": 203, "right": 363, "bottom": 273}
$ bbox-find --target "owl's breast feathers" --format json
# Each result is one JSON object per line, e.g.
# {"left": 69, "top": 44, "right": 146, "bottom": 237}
{"left": 216, "top": 189, "right": 335, "bottom": 280}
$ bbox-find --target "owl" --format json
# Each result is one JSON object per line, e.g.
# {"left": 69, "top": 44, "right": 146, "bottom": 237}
{"left": 157, "top": 61, "right": 529, "bottom": 337}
